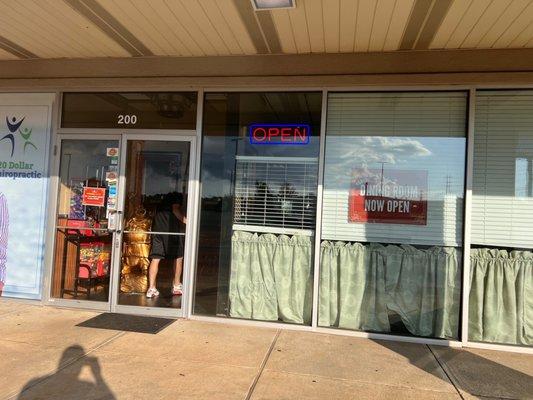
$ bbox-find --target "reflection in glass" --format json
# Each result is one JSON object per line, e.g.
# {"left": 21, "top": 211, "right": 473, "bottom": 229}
{"left": 118, "top": 140, "right": 190, "bottom": 309}
{"left": 61, "top": 92, "right": 197, "bottom": 129}
{"left": 319, "top": 92, "right": 467, "bottom": 339}
{"left": 194, "top": 92, "right": 322, "bottom": 325}
{"left": 514, "top": 158, "right": 529, "bottom": 197}
{"left": 51, "top": 140, "right": 118, "bottom": 302}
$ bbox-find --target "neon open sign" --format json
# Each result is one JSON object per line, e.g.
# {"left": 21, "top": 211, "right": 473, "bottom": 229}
{"left": 249, "top": 123, "right": 311, "bottom": 145}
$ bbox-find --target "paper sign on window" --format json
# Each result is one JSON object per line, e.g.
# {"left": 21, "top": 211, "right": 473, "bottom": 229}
{"left": 82, "top": 187, "right": 106, "bottom": 207}
{"left": 348, "top": 169, "right": 427, "bottom": 225}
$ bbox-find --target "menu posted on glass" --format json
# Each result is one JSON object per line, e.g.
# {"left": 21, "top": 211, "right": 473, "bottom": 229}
{"left": 348, "top": 169, "right": 427, "bottom": 225}
{"left": 82, "top": 187, "right": 106, "bottom": 207}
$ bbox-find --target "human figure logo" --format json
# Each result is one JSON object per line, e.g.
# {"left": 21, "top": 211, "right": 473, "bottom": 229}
{"left": 0, "top": 116, "right": 36, "bottom": 157}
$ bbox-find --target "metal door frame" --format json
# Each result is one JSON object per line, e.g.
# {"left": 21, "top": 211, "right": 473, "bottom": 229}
{"left": 111, "top": 133, "right": 197, "bottom": 318}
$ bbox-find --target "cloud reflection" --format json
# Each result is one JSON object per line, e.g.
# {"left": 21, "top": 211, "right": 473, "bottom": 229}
{"left": 325, "top": 137, "right": 432, "bottom": 188}
{"left": 336, "top": 137, "right": 431, "bottom": 164}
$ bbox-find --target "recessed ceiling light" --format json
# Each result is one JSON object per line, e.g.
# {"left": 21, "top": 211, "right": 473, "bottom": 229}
{"left": 251, "top": 0, "right": 295, "bottom": 11}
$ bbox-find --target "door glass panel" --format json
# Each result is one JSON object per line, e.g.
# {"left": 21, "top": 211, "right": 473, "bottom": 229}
{"left": 118, "top": 140, "right": 190, "bottom": 309}
{"left": 51, "top": 139, "right": 119, "bottom": 302}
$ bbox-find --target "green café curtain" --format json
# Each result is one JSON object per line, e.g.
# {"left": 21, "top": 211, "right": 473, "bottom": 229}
{"left": 229, "top": 231, "right": 313, "bottom": 324}
{"left": 319, "top": 241, "right": 461, "bottom": 339}
{"left": 469, "top": 248, "right": 533, "bottom": 346}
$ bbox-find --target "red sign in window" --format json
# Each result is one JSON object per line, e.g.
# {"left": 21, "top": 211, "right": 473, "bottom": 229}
{"left": 82, "top": 187, "right": 106, "bottom": 207}
{"left": 249, "top": 124, "right": 310, "bottom": 145}
{"left": 348, "top": 169, "right": 427, "bottom": 225}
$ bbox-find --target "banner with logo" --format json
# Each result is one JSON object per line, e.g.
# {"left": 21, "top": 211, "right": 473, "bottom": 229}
{"left": 0, "top": 94, "right": 54, "bottom": 299}
{"left": 348, "top": 168, "right": 428, "bottom": 225}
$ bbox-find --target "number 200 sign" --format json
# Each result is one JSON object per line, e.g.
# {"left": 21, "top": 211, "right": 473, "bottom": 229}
{"left": 117, "top": 114, "right": 137, "bottom": 125}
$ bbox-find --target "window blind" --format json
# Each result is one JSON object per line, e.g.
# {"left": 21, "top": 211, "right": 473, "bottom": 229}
{"left": 472, "top": 91, "right": 533, "bottom": 249}
{"left": 233, "top": 156, "right": 318, "bottom": 234}
{"left": 322, "top": 92, "right": 467, "bottom": 247}
{"left": 327, "top": 92, "right": 467, "bottom": 137}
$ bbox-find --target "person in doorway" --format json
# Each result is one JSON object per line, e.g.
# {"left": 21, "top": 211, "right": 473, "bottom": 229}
{"left": 0, "top": 192, "right": 8, "bottom": 296}
{"left": 146, "top": 192, "right": 187, "bottom": 298}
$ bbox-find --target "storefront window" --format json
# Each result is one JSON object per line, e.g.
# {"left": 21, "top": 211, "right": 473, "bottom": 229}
{"left": 470, "top": 91, "right": 533, "bottom": 346}
{"left": 61, "top": 92, "right": 197, "bottom": 129}
{"left": 319, "top": 92, "right": 467, "bottom": 339}
{"left": 194, "top": 92, "right": 322, "bottom": 325}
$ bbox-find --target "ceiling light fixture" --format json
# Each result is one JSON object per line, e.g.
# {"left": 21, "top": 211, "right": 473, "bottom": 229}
{"left": 251, "top": 0, "right": 295, "bottom": 11}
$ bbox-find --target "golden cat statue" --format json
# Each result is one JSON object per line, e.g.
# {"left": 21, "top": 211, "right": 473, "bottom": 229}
{"left": 120, "top": 207, "right": 152, "bottom": 293}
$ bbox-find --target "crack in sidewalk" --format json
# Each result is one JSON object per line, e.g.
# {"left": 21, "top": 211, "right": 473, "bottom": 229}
{"left": 427, "top": 344, "right": 465, "bottom": 400}
{"left": 245, "top": 329, "right": 281, "bottom": 400}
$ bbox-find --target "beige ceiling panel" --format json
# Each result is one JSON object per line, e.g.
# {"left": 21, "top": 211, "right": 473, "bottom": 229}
{"left": 430, "top": 0, "right": 473, "bottom": 49}
{"left": 443, "top": 0, "right": 490, "bottom": 48}
{"left": 0, "top": 47, "right": 18, "bottom": 60}
{"left": 2, "top": 0, "right": 533, "bottom": 60}
{"left": 0, "top": 0, "right": 128, "bottom": 58}
{"left": 510, "top": 18, "right": 533, "bottom": 47}
{"left": 368, "top": 0, "right": 395, "bottom": 51}
{"left": 215, "top": 0, "right": 257, "bottom": 54}
{"left": 198, "top": 0, "right": 247, "bottom": 55}
{"left": 354, "top": 0, "right": 376, "bottom": 52}
{"left": 0, "top": 2, "right": 58, "bottom": 58}
{"left": 98, "top": 0, "right": 219, "bottom": 56}
{"left": 339, "top": 0, "right": 358, "bottom": 52}
{"left": 180, "top": 0, "right": 233, "bottom": 54}
{"left": 97, "top": 0, "right": 177, "bottom": 55}
{"left": 476, "top": 0, "right": 531, "bottom": 48}
{"left": 382, "top": 0, "right": 415, "bottom": 51}
{"left": 153, "top": 2, "right": 203, "bottom": 55}
{"left": 166, "top": 0, "right": 220, "bottom": 55}
{"left": 303, "top": 0, "right": 325, "bottom": 53}
{"left": 431, "top": 0, "right": 533, "bottom": 49}
{"left": 460, "top": 0, "right": 512, "bottom": 48}
{"left": 527, "top": 34, "right": 533, "bottom": 47}
{"left": 271, "top": 10, "right": 298, "bottom": 53}
{"left": 288, "top": 0, "right": 311, "bottom": 53}
{"left": 460, "top": 0, "right": 513, "bottom": 48}
{"left": 129, "top": 0, "right": 195, "bottom": 55}
{"left": 44, "top": 0, "right": 112, "bottom": 57}
{"left": 145, "top": 0, "right": 204, "bottom": 55}
{"left": 51, "top": 0, "right": 146, "bottom": 56}
{"left": 43, "top": 0, "right": 106, "bottom": 57}
{"left": 322, "top": 0, "right": 340, "bottom": 53}
{"left": 493, "top": 1, "right": 533, "bottom": 48}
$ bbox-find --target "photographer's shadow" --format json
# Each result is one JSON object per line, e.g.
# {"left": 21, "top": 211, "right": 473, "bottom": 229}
{"left": 17, "top": 345, "right": 115, "bottom": 400}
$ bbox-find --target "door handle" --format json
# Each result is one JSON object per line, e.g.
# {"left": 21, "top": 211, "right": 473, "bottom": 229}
{"left": 115, "top": 210, "right": 123, "bottom": 234}
{"left": 107, "top": 210, "right": 122, "bottom": 233}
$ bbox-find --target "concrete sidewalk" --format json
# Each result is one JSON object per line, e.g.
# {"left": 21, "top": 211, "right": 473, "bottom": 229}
{"left": 0, "top": 301, "right": 531, "bottom": 400}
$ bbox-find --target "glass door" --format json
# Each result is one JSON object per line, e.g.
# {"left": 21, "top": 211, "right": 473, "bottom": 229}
{"left": 112, "top": 136, "right": 194, "bottom": 316}
{"left": 50, "top": 137, "right": 121, "bottom": 308}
